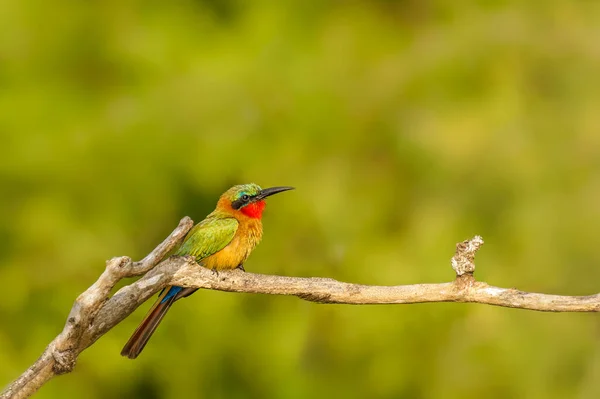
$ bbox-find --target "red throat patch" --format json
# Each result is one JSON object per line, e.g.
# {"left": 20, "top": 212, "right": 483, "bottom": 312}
{"left": 241, "top": 200, "right": 266, "bottom": 219}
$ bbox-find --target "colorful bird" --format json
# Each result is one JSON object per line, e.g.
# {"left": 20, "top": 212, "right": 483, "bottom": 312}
{"left": 121, "top": 183, "right": 294, "bottom": 359}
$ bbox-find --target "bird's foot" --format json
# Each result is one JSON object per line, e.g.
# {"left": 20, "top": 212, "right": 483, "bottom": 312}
{"left": 211, "top": 268, "right": 219, "bottom": 277}
{"left": 236, "top": 264, "right": 245, "bottom": 272}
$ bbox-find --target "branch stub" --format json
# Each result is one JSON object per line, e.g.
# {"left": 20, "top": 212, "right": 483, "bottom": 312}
{"left": 451, "top": 235, "right": 484, "bottom": 276}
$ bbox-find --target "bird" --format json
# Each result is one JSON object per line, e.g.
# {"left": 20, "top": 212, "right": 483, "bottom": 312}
{"left": 121, "top": 183, "right": 294, "bottom": 359}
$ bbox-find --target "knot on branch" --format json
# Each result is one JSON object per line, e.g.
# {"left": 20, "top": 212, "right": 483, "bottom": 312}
{"left": 451, "top": 235, "right": 484, "bottom": 277}
{"left": 52, "top": 349, "right": 77, "bottom": 375}
{"left": 106, "top": 256, "right": 132, "bottom": 274}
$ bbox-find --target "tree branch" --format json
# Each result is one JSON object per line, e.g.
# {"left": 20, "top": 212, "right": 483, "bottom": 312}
{"left": 1, "top": 217, "right": 195, "bottom": 399}
{"left": 2, "top": 226, "right": 599, "bottom": 399}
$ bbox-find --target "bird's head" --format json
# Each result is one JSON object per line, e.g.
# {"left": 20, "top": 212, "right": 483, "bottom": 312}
{"left": 218, "top": 183, "right": 294, "bottom": 219}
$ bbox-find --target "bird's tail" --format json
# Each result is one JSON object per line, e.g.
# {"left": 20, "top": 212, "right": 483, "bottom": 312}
{"left": 120, "top": 288, "right": 177, "bottom": 359}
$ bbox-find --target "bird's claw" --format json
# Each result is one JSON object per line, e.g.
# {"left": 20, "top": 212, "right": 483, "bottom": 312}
{"left": 236, "top": 264, "right": 245, "bottom": 272}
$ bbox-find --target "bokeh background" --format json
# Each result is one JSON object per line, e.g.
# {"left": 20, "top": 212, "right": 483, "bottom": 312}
{"left": 2, "top": 1, "right": 600, "bottom": 398}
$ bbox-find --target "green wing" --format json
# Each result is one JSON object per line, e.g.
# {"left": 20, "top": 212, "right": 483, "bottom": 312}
{"left": 175, "top": 216, "right": 239, "bottom": 260}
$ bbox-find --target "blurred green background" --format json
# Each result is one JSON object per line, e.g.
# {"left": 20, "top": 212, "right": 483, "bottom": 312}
{"left": 2, "top": 1, "right": 600, "bottom": 398}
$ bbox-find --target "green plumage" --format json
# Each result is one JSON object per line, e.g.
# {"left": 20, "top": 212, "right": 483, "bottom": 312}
{"left": 175, "top": 213, "right": 239, "bottom": 259}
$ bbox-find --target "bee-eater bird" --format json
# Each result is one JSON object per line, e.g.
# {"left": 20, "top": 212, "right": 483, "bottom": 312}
{"left": 121, "top": 183, "right": 294, "bottom": 359}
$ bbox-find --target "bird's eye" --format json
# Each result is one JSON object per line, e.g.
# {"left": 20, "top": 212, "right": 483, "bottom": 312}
{"left": 242, "top": 194, "right": 250, "bottom": 201}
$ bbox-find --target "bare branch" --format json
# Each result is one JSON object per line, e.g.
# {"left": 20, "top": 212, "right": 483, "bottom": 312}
{"left": 2, "top": 229, "right": 598, "bottom": 399}
{"left": 1, "top": 217, "right": 194, "bottom": 399}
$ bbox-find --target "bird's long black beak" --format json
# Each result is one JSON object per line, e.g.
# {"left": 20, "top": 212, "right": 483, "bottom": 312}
{"left": 254, "top": 186, "right": 294, "bottom": 201}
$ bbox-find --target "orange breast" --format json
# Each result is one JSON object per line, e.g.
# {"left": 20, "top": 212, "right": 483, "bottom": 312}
{"left": 202, "top": 218, "right": 263, "bottom": 270}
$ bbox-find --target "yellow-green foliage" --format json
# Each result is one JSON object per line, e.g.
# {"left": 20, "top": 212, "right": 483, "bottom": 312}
{"left": 1, "top": 1, "right": 600, "bottom": 398}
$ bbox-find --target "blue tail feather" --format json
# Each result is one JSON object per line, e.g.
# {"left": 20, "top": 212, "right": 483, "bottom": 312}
{"left": 161, "top": 286, "right": 183, "bottom": 303}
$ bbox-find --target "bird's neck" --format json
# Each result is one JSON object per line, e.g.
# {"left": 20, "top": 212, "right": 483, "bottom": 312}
{"left": 240, "top": 201, "right": 266, "bottom": 219}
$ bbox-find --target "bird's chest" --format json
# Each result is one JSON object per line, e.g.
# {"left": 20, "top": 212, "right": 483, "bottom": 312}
{"left": 203, "top": 220, "right": 262, "bottom": 270}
